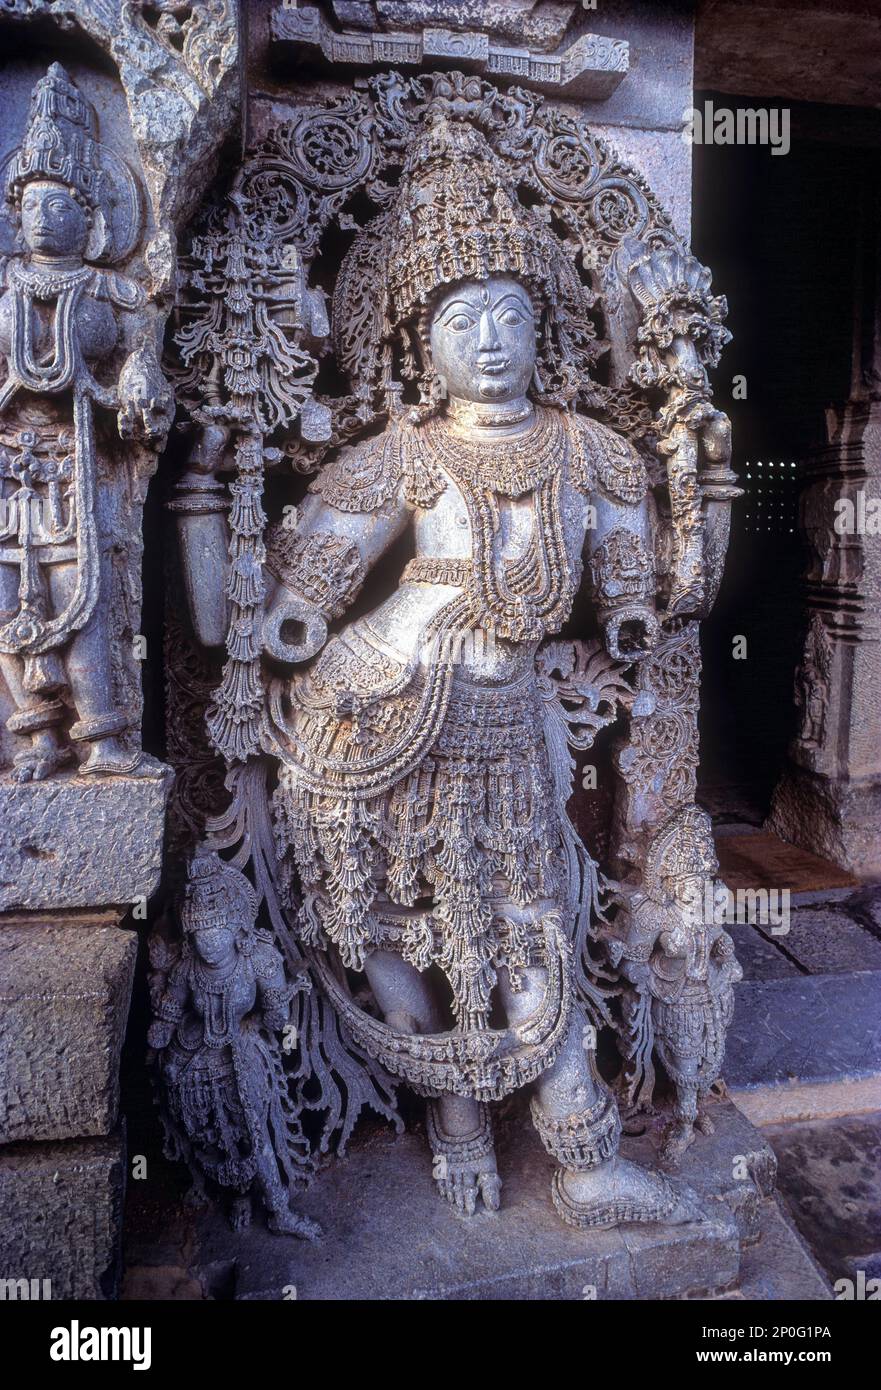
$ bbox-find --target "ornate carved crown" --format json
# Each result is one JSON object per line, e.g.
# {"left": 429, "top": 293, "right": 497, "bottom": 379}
{"left": 178, "top": 852, "right": 258, "bottom": 935}
{"left": 7, "top": 63, "right": 104, "bottom": 211}
{"left": 384, "top": 108, "right": 561, "bottom": 328}
{"left": 645, "top": 806, "right": 718, "bottom": 893}
{"left": 333, "top": 86, "right": 601, "bottom": 412}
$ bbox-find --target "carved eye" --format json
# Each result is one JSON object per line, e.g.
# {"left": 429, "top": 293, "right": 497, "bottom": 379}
{"left": 498, "top": 306, "right": 527, "bottom": 326}
{"left": 444, "top": 312, "right": 477, "bottom": 333}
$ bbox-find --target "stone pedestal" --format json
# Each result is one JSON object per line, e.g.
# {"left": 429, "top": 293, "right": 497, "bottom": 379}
{"left": 0, "top": 1132, "right": 126, "bottom": 1301}
{"left": 0, "top": 919, "right": 138, "bottom": 1144}
{"left": 0, "top": 770, "right": 172, "bottom": 913}
{"left": 0, "top": 771, "right": 169, "bottom": 1299}
{"left": 182, "top": 1096, "right": 788, "bottom": 1301}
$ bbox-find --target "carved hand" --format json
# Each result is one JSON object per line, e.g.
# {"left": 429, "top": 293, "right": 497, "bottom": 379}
{"left": 147, "top": 1018, "right": 174, "bottom": 1050}
{"left": 261, "top": 585, "right": 328, "bottom": 665}
{"left": 117, "top": 343, "right": 174, "bottom": 446}
{"left": 698, "top": 407, "right": 732, "bottom": 469}
{"left": 182, "top": 422, "right": 232, "bottom": 479}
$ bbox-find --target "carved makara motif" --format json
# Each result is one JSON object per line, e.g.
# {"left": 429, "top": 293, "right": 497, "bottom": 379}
{"left": 163, "top": 72, "right": 738, "bottom": 1233}
{"left": 0, "top": 63, "right": 172, "bottom": 780}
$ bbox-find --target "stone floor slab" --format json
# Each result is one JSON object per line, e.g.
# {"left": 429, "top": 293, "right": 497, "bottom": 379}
{"left": 716, "top": 831, "right": 858, "bottom": 892}
{"left": 765, "top": 1112, "right": 881, "bottom": 1290}
{"left": 182, "top": 1098, "right": 776, "bottom": 1301}
{"left": 725, "top": 972, "right": 881, "bottom": 1123}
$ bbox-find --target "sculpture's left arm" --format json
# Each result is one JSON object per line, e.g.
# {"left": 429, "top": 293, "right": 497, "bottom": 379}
{"left": 574, "top": 415, "right": 659, "bottom": 661}
{"left": 97, "top": 271, "right": 174, "bottom": 447}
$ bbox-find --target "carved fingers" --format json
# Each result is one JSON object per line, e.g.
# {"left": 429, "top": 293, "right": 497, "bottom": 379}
{"left": 261, "top": 590, "right": 328, "bottom": 664}
{"left": 184, "top": 422, "right": 233, "bottom": 477}
{"left": 117, "top": 344, "right": 174, "bottom": 446}
{"left": 699, "top": 407, "right": 732, "bottom": 467}
{"left": 602, "top": 606, "right": 660, "bottom": 662}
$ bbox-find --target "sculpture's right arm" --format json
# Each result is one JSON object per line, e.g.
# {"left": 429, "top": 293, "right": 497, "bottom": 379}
{"left": 171, "top": 425, "right": 410, "bottom": 657}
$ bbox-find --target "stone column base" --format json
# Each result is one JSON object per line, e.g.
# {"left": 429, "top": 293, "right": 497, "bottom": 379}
{"left": 0, "top": 913, "right": 140, "bottom": 1299}
{"left": 0, "top": 1129, "right": 126, "bottom": 1301}
{"left": 768, "top": 765, "right": 881, "bottom": 879}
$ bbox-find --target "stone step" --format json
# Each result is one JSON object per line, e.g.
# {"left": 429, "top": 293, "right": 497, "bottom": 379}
{"left": 185, "top": 1097, "right": 778, "bottom": 1301}
{"left": 724, "top": 971, "right": 881, "bottom": 1125}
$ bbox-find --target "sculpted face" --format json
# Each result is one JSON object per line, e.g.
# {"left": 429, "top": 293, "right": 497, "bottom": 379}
{"left": 20, "top": 180, "right": 89, "bottom": 258}
{"left": 429, "top": 274, "right": 536, "bottom": 404}
{"left": 194, "top": 925, "right": 236, "bottom": 967}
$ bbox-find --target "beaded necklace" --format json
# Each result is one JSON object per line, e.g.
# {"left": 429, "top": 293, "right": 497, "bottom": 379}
{"left": 413, "top": 407, "right": 577, "bottom": 642}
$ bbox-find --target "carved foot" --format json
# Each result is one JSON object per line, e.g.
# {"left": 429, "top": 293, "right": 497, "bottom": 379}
{"left": 696, "top": 1111, "right": 715, "bottom": 1136}
{"left": 78, "top": 736, "right": 144, "bottom": 776}
{"left": 427, "top": 1100, "right": 501, "bottom": 1217}
{"left": 11, "top": 744, "right": 73, "bottom": 782}
{"left": 267, "top": 1209, "right": 322, "bottom": 1241}
{"left": 659, "top": 1118, "right": 698, "bottom": 1170}
{"left": 551, "top": 1156, "right": 701, "bottom": 1231}
{"left": 229, "top": 1196, "right": 252, "bottom": 1232}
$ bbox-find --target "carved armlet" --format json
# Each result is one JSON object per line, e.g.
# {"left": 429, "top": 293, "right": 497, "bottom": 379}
{"left": 155, "top": 995, "right": 185, "bottom": 1023}
{"left": 309, "top": 419, "right": 444, "bottom": 515}
{"left": 264, "top": 525, "right": 365, "bottom": 621}
{"left": 166, "top": 476, "right": 230, "bottom": 516}
{"left": 570, "top": 414, "right": 648, "bottom": 504}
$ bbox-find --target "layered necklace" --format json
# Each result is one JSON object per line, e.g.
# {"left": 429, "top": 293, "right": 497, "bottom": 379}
{"left": 413, "top": 405, "right": 577, "bottom": 642}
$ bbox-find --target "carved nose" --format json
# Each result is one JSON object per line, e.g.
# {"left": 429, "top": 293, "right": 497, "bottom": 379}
{"left": 477, "top": 310, "right": 501, "bottom": 353}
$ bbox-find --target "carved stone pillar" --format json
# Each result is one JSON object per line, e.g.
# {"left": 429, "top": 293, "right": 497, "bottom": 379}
{"left": 768, "top": 183, "right": 881, "bottom": 878}
{"left": 0, "top": 2, "right": 238, "bottom": 1299}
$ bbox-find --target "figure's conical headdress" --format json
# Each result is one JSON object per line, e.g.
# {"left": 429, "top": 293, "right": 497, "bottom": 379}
{"left": 7, "top": 63, "right": 104, "bottom": 211}
{"left": 384, "top": 109, "right": 559, "bottom": 328}
{"left": 333, "top": 94, "right": 601, "bottom": 414}
{"left": 178, "top": 852, "right": 258, "bottom": 935}
{"left": 645, "top": 807, "right": 717, "bottom": 894}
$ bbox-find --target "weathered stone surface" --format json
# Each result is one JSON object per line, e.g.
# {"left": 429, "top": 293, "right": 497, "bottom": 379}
{"left": 769, "top": 768, "right": 881, "bottom": 880}
{"left": 725, "top": 972, "right": 881, "bottom": 1123}
{"left": 0, "top": 770, "right": 171, "bottom": 912}
{"left": 716, "top": 829, "right": 857, "bottom": 892}
{"left": 768, "top": 907, "right": 881, "bottom": 975}
{"left": 270, "top": 1, "right": 630, "bottom": 100}
{"left": 187, "top": 1101, "right": 754, "bottom": 1300}
{"left": 726, "top": 921, "right": 802, "bottom": 981}
{"left": 694, "top": 1200, "right": 833, "bottom": 1301}
{"left": 695, "top": 0, "right": 881, "bottom": 110}
{"left": 0, "top": 1131, "right": 125, "bottom": 1300}
{"left": 0, "top": 920, "right": 136, "bottom": 1143}
{"left": 765, "top": 1111, "right": 881, "bottom": 1289}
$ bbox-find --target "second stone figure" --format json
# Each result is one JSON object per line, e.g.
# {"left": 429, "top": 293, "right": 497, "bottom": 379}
{"left": 173, "top": 104, "right": 725, "bottom": 1230}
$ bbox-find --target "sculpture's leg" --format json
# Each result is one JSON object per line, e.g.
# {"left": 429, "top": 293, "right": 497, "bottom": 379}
{"left": 363, "top": 945, "right": 501, "bottom": 1215}
{"left": 659, "top": 1053, "right": 701, "bottom": 1169}
{"left": 244, "top": 1048, "right": 321, "bottom": 1240}
{"left": 48, "top": 560, "right": 139, "bottom": 775}
{"left": 498, "top": 958, "right": 700, "bottom": 1231}
{"left": 0, "top": 563, "right": 71, "bottom": 781}
{"left": 257, "top": 1140, "right": 321, "bottom": 1241}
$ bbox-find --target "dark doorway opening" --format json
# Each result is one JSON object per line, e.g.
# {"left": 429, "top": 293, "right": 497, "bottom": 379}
{"left": 691, "top": 94, "right": 867, "bottom": 822}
